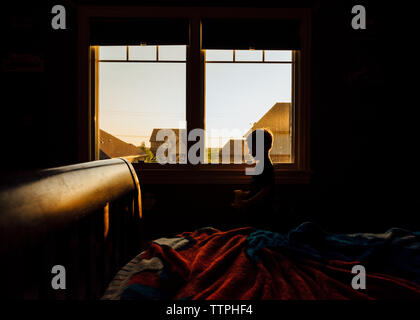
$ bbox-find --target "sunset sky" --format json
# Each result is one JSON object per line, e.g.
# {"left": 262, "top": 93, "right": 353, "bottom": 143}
{"left": 98, "top": 46, "right": 292, "bottom": 148}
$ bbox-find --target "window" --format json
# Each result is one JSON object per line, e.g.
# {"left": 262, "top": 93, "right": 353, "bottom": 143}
{"left": 97, "top": 45, "right": 187, "bottom": 162}
{"left": 83, "top": 10, "right": 310, "bottom": 183}
{"left": 205, "top": 49, "right": 294, "bottom": 163}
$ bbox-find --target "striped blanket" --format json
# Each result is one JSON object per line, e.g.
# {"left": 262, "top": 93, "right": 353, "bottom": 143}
{"left": 102, "top": 222, "right": 420, "bottom": 300}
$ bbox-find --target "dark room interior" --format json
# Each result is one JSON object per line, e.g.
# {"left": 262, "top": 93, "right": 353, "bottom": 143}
{"left": 0, "top": 0, "right": 419, "bottom": 306}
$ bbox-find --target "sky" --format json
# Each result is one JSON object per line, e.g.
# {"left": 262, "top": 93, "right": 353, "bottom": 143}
{"left": 99, "top": 46, "right": 292, "bottom": 148}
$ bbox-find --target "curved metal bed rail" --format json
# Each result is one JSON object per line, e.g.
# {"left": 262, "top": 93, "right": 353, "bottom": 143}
{"left": 0, "top": 158, "right": 143, "bottom": 299}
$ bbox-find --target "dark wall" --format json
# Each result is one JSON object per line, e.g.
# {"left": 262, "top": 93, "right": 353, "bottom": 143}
{"left": 1, "top": 1, "right": 416, "bottom": 235}
{"left": 307, "top": 1, "right": 415, "bottom": 232}
{"left": 1, "top": 1, "right": 78, "bottom": 172}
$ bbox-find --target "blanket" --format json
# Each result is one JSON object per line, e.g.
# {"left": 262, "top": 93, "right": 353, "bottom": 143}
{"left": 102, "top": 223, "right": 420, "bottom": 300}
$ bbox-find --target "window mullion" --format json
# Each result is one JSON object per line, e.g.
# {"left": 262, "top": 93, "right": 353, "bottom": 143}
{"left": 186, "top": 17, "right": 204, "bottom": 164}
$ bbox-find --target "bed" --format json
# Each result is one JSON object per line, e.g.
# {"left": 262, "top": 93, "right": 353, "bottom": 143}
{"left": 103, "top": 222, "right": 420, "bottom": 300}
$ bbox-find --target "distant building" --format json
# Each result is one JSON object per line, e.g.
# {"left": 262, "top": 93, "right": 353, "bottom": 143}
{"left": 149, "top": 128, "right": 187, "bottom": 163}
{"left": 218, "top": 139, "right": 246, "bottom": 163}
{"left": 244, "top": 102, "right": 292, "bottom": 163}
{"left": 218, "top": 102, "right": 292, "bottom": 163}
{"left": 99, "top": 129, "right": 149, "bottom": 160}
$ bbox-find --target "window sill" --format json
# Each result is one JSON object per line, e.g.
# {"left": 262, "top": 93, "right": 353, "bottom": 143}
{"left": 131, "top": 163, "right": 311, "bottom": 185}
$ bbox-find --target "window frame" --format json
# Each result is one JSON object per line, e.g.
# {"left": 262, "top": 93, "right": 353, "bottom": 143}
{"left": 204, "top": 49, "right": 296, "bottom": 165}
{"left": 79, "top": 6, "right": 311, "bottom": 184}
{"left": 98, "top": 45, "right": 188, "bottom": 62}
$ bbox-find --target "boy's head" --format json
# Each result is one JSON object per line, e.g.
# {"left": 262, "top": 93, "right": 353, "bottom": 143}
{"left": 246, "top": 129, "right": 273, "bottom": 160}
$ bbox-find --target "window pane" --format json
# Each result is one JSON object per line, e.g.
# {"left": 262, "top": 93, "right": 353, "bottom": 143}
{"left": 235, "top": 50, "right": 263, "bottom": 62}
{"left": 265, "top": 50, "right": 292, "bottom": 62}
{"left": 205, "top": 63, "right": 292, "bottom": 163}
{"left": 205, "top": 50, "right": 234, "bottom": 61}
{"left": 129, "top": 45, "right": 156, "bottom": 60}
{"left": 99, "top": 46, "right": 126, "bottom": 60}
{"left": 158, "top": 45, "right": 186, "bottom": 61}
{"left": 99, "top": 62, "right": 186, "bottom": 162}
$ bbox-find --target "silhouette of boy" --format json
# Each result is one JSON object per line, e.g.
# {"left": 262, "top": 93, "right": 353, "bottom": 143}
{"left": 232, "top": 129, "right": 275, "bottom": 228}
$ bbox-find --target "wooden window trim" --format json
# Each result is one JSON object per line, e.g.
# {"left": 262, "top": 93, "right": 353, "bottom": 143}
{"left": 78, "top": 6, "right": 311, "bottom": 184}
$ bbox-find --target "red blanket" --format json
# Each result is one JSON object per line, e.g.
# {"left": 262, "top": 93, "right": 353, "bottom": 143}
{"left": 103, "top": 227, "right": 420, "bottom": 300}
